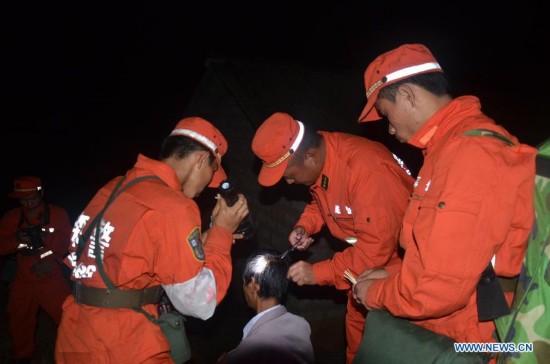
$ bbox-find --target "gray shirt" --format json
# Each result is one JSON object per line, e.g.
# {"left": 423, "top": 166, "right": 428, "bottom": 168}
{"left": 226, "top": 305, "right": 314, "bottom": 364}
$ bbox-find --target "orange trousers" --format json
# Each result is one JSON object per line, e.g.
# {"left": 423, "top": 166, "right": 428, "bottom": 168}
{"left": 345, "top": 290, "right": 368, "bottom": 364}
{"left": 7, "top": 274, "right": 70, "bottom": 359}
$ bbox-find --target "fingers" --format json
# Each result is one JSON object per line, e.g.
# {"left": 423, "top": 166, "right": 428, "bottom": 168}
{"left": 295, "top": 237, "right": 314, "bottom": 251}
{"left": 287, "top": 261, "right": 315, "bottom": 285}
{"left": 289, "top": 227, "right": 314, "bottom": 250}
{"left": 287, "top": 261, "right": 301, "bottom": 281}
{"left": 357, "top": 268, "right": 388, "bottom": 281}
{"left": 212, "top": 194, "right": 222, "bottom": 216}
{"left": 232, "top": 233, "right": 244, "bottom": 242}
{"left": 353, "top": 282, "right": 364, "bottom": 305}
{"left": 235, "top": 195, "right": 249, "bottom": 217}
{"left": 211, "top": 194, "right": 249, "bottom": 233}
{"left": 221, "top": 194, "right": 248, "bottom": 216}
{"left": 356, "top": 269, "right": 373, "bottom": 282}
{"left": 351, "top": 284, "right": 361, "bottom": 303}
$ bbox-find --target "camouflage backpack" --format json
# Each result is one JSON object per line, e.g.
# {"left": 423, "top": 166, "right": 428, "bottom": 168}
{"left": 493, "top": 136, "right": 550, "bottom": 364}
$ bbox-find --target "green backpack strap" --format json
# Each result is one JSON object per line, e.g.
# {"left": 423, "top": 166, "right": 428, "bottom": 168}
{"left": 463, "top": 129, "right": 515, "bottom": 146}
{"left": 75, "top": 176, "right": 127, "bottom": 261}
{"left": 77, "top": 174, "right": 166, "bottom": 324}
{"left": 92, "top": 175, "right": 161, "bottom": 289}
{"left": 75, "top": 175, "right": 161, "bottom": 288}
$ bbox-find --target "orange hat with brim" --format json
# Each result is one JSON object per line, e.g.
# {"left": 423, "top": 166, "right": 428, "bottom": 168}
{"left": 358, "top": 43, "right": 444, "bottom": 122}
{"left": 252, "top": 112, "right": 305, "bottom": 187}
{"left": 9, "top": 176, "right": 42, "bottom": 199}
{"left": 170, "top": 117, "right": 228, "bottom": 188}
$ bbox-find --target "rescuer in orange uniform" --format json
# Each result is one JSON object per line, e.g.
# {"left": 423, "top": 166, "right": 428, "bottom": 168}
{"left": 0, "top": 176, "right": 72, "bottom": 363}
{"left": 55, "top": 117, "right": 250, "bottom": 363}
{"left": 251, "top": 112, "right": 414, "bottom": 363}
{"left": 352, "top": 44, "right": 537, "bottom": 358}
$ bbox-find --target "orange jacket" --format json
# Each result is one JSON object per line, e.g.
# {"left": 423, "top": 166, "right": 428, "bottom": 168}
{"left": 297, "top": 132, "right": 414, "bottom": 288}
{"left": 56, "top": 154, "right": 234, "bottom": 363}
{"left": 366, "top": 96, "right": 537, "bottom": 343}
{"left": 0, "top": 202, "right": 71, "bottom": 282}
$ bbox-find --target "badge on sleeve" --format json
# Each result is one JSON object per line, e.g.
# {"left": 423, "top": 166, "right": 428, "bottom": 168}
{"left": 187, "top": 227, "right": 205, "bottom": 261}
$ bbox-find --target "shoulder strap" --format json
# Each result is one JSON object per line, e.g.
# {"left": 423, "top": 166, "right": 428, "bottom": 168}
{"left": 76, "top": 175, "right": 161, "bottom": 288}
{"left": 75, "top": 174, "right": 166, "bottom": 324}
{"left": 463, "top": 129, "right": 515, "bottom": 146}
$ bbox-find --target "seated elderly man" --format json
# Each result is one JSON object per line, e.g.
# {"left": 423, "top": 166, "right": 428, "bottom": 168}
{"left": 218, "top": 249, "right": 314, "bottom": 364}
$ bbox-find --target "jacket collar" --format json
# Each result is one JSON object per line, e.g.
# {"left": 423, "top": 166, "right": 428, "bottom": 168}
{"left": 133, "top": 154, "right": 182, "bottom": 192}
{"left": 408, "top": 96, "right": 483, "bottom": 149}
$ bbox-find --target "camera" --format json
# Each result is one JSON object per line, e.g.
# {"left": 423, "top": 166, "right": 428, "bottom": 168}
{"left": 19, "top": 225, "right": 45, "bottom": 255}
{"left": 218, "top": 179, "right": 255, "bottom": 240}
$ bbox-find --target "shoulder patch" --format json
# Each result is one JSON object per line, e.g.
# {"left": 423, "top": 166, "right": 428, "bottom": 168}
{"left": 321, "top": 174, "right": 329, "bottom": 190}
{"left": 187, "top": 227, "right": 205, "bottom": 261}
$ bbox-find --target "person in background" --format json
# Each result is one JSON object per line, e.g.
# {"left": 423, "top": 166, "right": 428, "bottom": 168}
{"left": 251, "top": 112, "right": 414, "bottom": 363}
{"left": 352, "top": 43, "right": 537, "bottom": 360}
{"left": 55, "top": 117, "right": 250, "bottom": 363}
{"left": 218, "top": 249, "right": 314, "bottom": 364}
{"left": 0, "top": 176, "right": 72, "bottom": 364}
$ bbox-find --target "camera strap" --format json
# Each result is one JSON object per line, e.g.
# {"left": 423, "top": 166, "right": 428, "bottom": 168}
{"left": 17, "top": 202, "right": 51, "bottom": 256}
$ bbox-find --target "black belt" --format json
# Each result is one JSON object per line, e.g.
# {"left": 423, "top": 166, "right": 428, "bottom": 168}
{"left": 74, "top": 282, "right": 163, "bottom": 308}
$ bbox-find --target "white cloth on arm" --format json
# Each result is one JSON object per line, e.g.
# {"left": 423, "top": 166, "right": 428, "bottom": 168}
{"left": 163, "top": 267, "right": 217, "bottom": 320}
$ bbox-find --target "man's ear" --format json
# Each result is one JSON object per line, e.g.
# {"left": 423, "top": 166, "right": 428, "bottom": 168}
{"left": 250, "top": 277, "right": 260, "bottom": 293}
{"left": 195, "top": 151, "right": 211, "bottom": 169}
{"left": 397, "top": 84, "right": 416, "bottom": 108}
{"left": 304, "top": 150, "right": 319, "bottom": 167}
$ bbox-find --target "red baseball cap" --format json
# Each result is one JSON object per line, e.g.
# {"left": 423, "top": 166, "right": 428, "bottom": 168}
{"left": 170, "top": 117, "right": 228, "bottom": 187}
{"left": 251, "top": 112, "right": 305, "bottom": 186}
{"left": 358, "top": 43, "right": 443, "bottom": 122}
{"left": 9, "top": 176, "right": 42, "bottom": 199}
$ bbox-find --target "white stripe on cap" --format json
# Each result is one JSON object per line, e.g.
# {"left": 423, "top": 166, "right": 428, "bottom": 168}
{"left": 15, "top": 186, "right": 42, "bottom": 192}
{"left": 263, "top": 120, "right": 305, "bottom": 169}
{"left": 366, "top": 62, "right": 442, "bottom": 98}
{"left": 290, "top": 120, "right": 305, "bottom": 152}
{"left": 170, "top": 128, "right": 220, "bottom": 159}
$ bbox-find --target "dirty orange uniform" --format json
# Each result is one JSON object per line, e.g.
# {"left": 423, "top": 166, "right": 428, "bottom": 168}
{"left": 296, "top": 132, "right": 414, "bottom": 363}
{"left": 0, "top": 202, "right": 71, "bottom": 359}
{"left": 55, "top": 154, "right": 234, "bottom": 363}
{"left": 365, "top": 96, "right": 537, "bottom": 345}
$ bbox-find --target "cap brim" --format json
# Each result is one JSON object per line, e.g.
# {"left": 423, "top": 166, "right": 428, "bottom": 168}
{"left": 358, "top": 97, "right": 382, "bottom": 122}
{"left": 8, "top": 191, "right": 36, "bottom": 199}
{"left": 208, "top": 166, "right": 228, "bottom": 188}
{"left": 257, "top": 159, "right": 289, "bottom": 187}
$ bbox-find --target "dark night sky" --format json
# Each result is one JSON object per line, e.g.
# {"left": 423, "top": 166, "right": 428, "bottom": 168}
{"left": 1, "top": 1, "right": 547, "bottom": 219}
